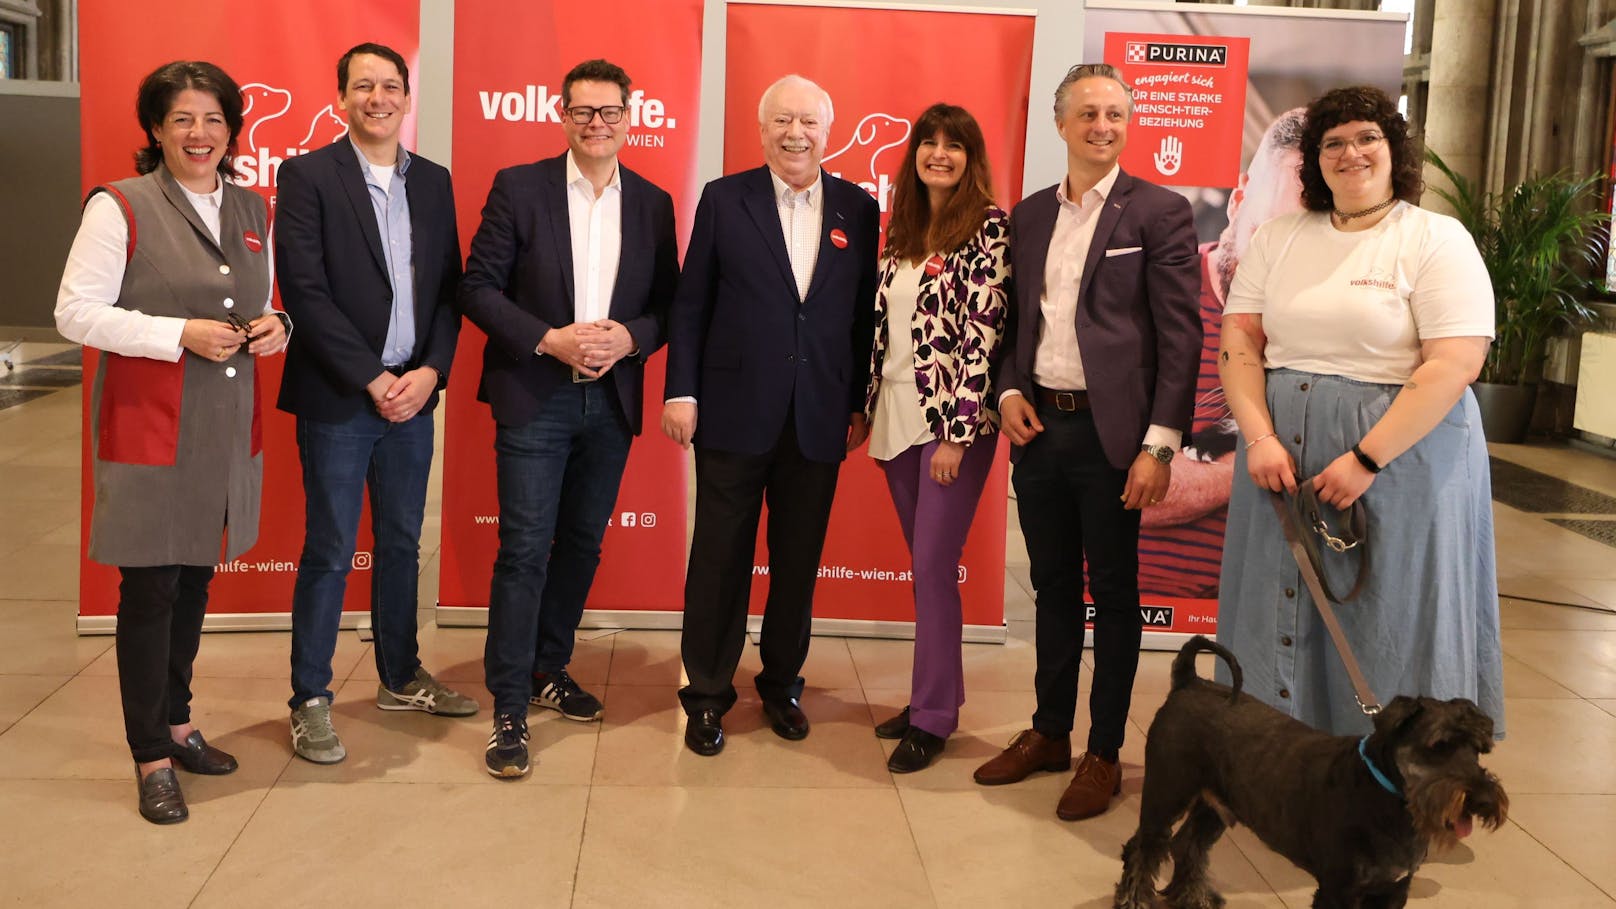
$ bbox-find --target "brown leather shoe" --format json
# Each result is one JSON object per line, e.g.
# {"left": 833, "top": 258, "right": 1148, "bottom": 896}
{"left": 1056, "top": 752, "right": 1122, "bottom": 821}
{"left": 972, "top": 729, "right": 1072, "bottom": 785}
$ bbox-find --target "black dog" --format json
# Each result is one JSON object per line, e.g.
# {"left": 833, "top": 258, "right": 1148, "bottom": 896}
{"left": 1114, "top": 636, "right": 1507, "bottom": 909}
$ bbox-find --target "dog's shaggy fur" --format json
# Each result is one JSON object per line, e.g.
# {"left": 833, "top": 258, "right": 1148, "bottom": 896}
{"left": 1114, "top": 636, "right": 1507, "bottom": 909}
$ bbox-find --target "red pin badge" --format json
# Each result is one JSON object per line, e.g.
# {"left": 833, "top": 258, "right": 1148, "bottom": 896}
{"left": 924, "top": 254, "right": 945, "bottom": 277}
{"left": 243, "top": 230, "right": 263, "bottom": 253}
{"left": 829, "top": 228, "right": 848, "bottom": 249}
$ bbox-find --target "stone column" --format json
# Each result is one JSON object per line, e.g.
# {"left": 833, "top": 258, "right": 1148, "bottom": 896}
{"left": 1422, "top": 0, "right": 1497, "bottom": 213}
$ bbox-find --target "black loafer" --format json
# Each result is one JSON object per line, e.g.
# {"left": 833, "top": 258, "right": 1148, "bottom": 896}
{"left": 887, "top": 727, "right": 946, "bottom": 774}
{"left": 874, "top": 706, "right": 911, "bottom": 740}
{"left": 762, "top": 697, "right": 809, "bottom": 741}
{"left": 684, "top": 708, "right": 725, "bottom": 756}
{"left": 136, "top": 766, "right": 188, "bottom": 824}
{"left": 172, "top": 730, "right": 238, "bottom": 775}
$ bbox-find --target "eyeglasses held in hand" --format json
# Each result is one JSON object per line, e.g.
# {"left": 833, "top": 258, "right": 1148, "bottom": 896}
{"left": 565, "top": 105, "right": 626, "bottom": 125}
{"left": 1320, "top": 132, "right": 1385, "bottom": 159}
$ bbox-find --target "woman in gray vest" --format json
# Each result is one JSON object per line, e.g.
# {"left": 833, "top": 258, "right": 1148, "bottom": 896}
{"left": 54, "top": 61, "right": 289, "bottom": 824}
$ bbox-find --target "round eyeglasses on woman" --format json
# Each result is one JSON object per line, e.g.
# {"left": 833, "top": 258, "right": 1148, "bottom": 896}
{"left": 565, "top": 105, "right": 626, "bottom": 125}
{"left": 1320, "top": 131, "right": 1385, "bottom": 158}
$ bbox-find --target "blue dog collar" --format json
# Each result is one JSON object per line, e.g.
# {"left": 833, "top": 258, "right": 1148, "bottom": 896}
{"left": 1358, "top": 735, "right": 1401, "bottom": 797}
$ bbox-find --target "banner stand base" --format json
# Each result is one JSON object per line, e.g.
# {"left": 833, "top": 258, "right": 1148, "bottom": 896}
{"left": 77, "top": 612, "right": 369, "bottom": 636}
{"left": 436, "top": 605, "right": 1010, "bottom": 644}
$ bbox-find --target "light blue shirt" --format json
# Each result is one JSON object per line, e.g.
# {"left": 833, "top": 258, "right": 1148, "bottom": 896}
{"left": 353, "top": 140, "right": 415, "bottom": 368}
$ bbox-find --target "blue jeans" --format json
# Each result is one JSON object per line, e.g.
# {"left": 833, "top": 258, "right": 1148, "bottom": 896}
{"left": 288, "top": 409, "right": 433, "bottom": 707}
{"left": 484, "top": 382, "right": 632, "bottom": 715}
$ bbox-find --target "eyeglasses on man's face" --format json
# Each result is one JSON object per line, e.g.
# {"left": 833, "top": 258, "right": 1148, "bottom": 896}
{"left": 565, "top": 105, "right": 626, "bottom": 125}
{"left": 1319, "top": 131, "right": 1386, "bottom": 159}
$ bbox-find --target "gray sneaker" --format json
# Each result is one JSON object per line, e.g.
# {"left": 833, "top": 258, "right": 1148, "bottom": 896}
{"left": 377, "top": 668, "right": 479, "bottom": 717}
{"left": 290, "top": 697, "right": 346, "bottom": 764}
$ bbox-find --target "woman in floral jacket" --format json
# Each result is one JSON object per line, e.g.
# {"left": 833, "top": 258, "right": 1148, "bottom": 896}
{"left": 864, "top": 103, "right": 1010, "bottom": 774}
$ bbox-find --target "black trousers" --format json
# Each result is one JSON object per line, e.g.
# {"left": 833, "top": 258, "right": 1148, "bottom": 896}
{"left": 678, "top": 416, "right": 840, "bottom": 716}
{"left": 116, "top": 564, "right": 214, "bottom": 762}
{"left": 1011, "top": 406, "right": 1143, "bottom": 756}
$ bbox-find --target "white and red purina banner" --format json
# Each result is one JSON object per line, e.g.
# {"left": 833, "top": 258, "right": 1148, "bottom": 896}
{"left": 435, "top": 0, "right": 705, "bottom": 624}
{"left": 1109, "top": 33, "right": 1250, "bottom": 188}
{"left": 75, "top": 2, "right": 420, "bottom": 631}
{"left": 725, "top": 1, "right": 1035, "bottom": 638}
{"left": 1085, "top": 1, "right": 1406, "bottom": 645}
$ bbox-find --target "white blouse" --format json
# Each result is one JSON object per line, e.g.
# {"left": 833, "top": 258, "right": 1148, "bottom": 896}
{"left": 869, "top": 259, "right": 934, "bottom": 461}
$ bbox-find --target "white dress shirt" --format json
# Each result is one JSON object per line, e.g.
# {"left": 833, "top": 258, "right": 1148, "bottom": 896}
{"left": 566, "top": 150, "right": 623, "bottom": 324}
{"left": 55, "top": 181, "right": 278, "bottom": 361}
{"left": 770, "top": 169, "right": 822, "bottom": 301}
{"left": 1033, "top": 165, "right": 1119, "bottom": 391}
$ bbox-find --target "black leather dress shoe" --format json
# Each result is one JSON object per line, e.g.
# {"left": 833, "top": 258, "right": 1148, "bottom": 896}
{"left": 172, "top": 730, "right": 238, "bottom": 775}
{"left": 762, "top": 697, "right": 809, "bottom": 741}
{"left": 136, "top": 767, "right": 188, "bottom": 824}
{"left": 684, "top": 708, "right": 725, "bottom": 756}
{"left": 887, "top": 727, "right": 946, "bottom": 774}
{"left": 874, "top": 706, "right": 911, "bottom": 740}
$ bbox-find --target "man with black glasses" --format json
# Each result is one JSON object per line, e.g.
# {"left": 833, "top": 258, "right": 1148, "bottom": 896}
{"left": 460, "top": 58, "right": 679, "bottom": 779}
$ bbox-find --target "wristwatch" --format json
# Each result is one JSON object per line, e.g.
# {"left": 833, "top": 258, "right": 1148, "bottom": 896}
{"left": 1141, "top": 443, "right": 1174, "bottom": 465}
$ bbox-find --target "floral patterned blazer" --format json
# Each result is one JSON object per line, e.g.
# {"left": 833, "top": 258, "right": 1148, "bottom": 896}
{"left": 864, "top": 207, "right": 1011, "bottom": 446}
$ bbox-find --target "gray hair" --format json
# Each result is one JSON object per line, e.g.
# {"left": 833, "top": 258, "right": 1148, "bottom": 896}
{"left": 1053, "top": 63, "right": 1133, "bottom": 120}
{"left": 757, "top": 74, "right": 834, "bottom": 126}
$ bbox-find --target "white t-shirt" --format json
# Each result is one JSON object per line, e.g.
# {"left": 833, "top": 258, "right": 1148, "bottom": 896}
{"left": 1224, "top": 202, "right": 1494, "bottom": 385}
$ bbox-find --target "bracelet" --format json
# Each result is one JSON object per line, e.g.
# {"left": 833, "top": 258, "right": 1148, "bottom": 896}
{"left": 1244, "top": 432, "right": 1276, "bottom": 451}
{"left": 1351, "top": 443, "right": 1383, "bottom": 474}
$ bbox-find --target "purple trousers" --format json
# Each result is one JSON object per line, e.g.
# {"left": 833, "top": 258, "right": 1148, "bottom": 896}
{"left": 878, "top": 435, "right": 999, "bottom": 738}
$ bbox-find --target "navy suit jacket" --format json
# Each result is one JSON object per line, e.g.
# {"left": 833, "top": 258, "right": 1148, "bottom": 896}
{"left": 995, "top": 169, "right": 1202, "bottom": 469}
{"left": 665, "top": 166, "right": 879, "bottom": 463}
{"left": 458, "top": 154, "right": 678, "bottom": 431}
{"left": 274, "top": 139, "right": 461, "bottom": 421}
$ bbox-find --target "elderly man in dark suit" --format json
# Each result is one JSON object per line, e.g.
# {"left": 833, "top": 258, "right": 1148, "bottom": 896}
{"left": 276, "top": 43, "right": 473, "bottom": 767}
{"left": 460, "top": 59, "right": 679, "bottom": 779}
{"left": 662, "top": 74, "right": 879, "bottom": 757}
{"left": 973, "top": 63, "right": 1201, "bottom": 820}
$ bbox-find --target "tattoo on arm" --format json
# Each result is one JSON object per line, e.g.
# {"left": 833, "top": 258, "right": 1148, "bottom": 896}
{"left": 1221, "top": 351, "right": 1230, "bottom": 362}
{"left": 1404, "top": 381, "right": 1419, "bottom": 391}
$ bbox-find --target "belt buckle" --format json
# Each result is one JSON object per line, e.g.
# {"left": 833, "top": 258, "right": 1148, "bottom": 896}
{"left": 1055, "top": 391, "right": 1077, "bottom": 412}
{"left": 571, "top": 368, "right": 596, "bottom": 384}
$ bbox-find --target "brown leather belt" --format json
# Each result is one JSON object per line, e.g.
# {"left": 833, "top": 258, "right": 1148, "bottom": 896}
{"left": 1033, "top": 386, "right": 1090, "bottom": 412}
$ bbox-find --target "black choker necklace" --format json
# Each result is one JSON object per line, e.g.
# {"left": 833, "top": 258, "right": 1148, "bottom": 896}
{"left": 1333, "top": 197, "right": 1397, "bottom": 221}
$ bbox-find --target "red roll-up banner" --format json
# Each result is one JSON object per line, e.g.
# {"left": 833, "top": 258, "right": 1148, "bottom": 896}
{"left": 725, "top": 2, "right": 1035, "bottom": 638}
{"left": 75, "top": 2, "right": 420, "bottom": 632}
{"left": 436, "top": 0, "right": 705, "bottom": 624}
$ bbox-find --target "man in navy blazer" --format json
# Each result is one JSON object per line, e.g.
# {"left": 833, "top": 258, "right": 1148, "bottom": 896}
{"left": 460, "top": 59, "right": 679, "bottom": 779}
{"left": 662, "top": 75, "right": 879, "bottom": 757}
{"left": 276, "top": 43, "right": 475, "bottom": 767}
{"left": 973, "top": 63, "right": 1201, "bottom": 820}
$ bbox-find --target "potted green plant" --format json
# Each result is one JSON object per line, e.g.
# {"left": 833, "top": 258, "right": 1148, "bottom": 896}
{"left": 1425, "top": 149, "right": 1605, "bottom": 442}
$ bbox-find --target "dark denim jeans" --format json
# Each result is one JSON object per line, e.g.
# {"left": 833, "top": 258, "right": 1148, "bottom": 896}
{"left": 288, "top": 409, "right": 433, "bottom": 708}
{"left": 484, "top": 382, "right": 632, "bottom": 715}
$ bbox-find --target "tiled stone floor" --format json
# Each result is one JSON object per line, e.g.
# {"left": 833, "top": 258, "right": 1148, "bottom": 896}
{"left": 2, "top": 342, "right": 1614, "bottom": 907}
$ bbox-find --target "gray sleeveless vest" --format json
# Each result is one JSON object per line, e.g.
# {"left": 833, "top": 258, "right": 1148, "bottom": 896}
{"left": 87, "top": 165, "right": 271, "bottom": 566}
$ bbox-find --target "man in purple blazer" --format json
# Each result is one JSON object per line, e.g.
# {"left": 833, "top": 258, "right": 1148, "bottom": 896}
{"left": 661, "top": 74, "right": 879, "bottom": 757}
{"left": 973, "top": 63, "right": 1201, "bottom": 820}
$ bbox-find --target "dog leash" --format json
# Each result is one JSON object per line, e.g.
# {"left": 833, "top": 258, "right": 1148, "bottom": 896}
{"left": 1270, "top": 484, "right": 1382, "bottom": 715}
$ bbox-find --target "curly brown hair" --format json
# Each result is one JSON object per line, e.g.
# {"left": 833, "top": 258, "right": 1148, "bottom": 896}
{"left": 1298, "top": 85, "right": 1422, "bottom": 212}
{"left": 884, "top": 103, "right": 997, "bottom": 262}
